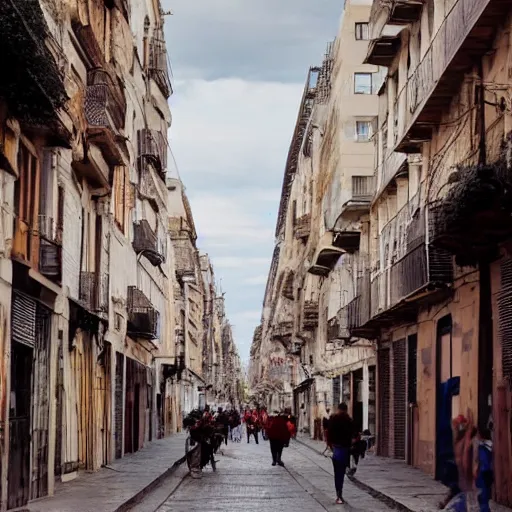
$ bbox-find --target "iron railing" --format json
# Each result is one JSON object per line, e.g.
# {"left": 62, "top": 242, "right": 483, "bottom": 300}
{"left": 127, "top": 286, "right": 159, "bottom": 339}
{"left": 79, "top": 271, "right": 109, "bottom": 313}
{"left": 132, "top": 220, "right": 166, "bottom": 266}
{"left": 37, "top": 215, "right": 62, "bottom": 280}
{"left": 149, "top": 30, "right": 173, "bottom": 97}
{"left": 85, "top": 69, "right": 126, "bottom": 131}
{"left": 395, "top": 0, "right": 490, "bottom": 143}
{"left": 138, "top": 129, "right": 167, "bottom": 174}
{"left": 347, "top": 275, "right": 371, "bottom": 331}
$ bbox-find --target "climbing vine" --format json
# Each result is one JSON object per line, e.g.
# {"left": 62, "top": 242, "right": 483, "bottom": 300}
{"left": 0, "top": 0, "right": 67, "bottom": 125}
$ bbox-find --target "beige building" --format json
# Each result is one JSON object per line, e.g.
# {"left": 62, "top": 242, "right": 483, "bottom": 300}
{"left": 250, "top": 0, "right": 381, "bottom": 437}
{"left": 0, "top": 1, "right": 245, "bottom": 509}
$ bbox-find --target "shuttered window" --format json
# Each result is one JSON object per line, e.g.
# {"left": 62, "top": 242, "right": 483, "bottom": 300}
{"left": 498, "top": 258, "right": 512, "bottom": 387}
{"left": 113, "top": 166, "right": 131, "bottom": 235}
{"left": 12, "top": 293, "right": 37, "bottom": 348}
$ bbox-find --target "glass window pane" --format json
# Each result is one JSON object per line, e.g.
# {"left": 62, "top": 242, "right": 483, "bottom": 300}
{"left": 355, "top": 73, "right": 372, "bottom": 94}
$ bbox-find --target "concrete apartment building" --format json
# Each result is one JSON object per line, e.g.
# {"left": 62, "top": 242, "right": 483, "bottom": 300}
{"left": 252, "top": 0, "right": 512, "bottom": 506}
{"left": 0, "top": 1, "right": 245, "bottom": 509}
{"left": 250, "top": 0, "right": 381, "bottom": 437}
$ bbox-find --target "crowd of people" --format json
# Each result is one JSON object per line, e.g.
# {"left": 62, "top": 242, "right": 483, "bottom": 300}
{"left": 184, "top": 402, "right": 493, "bottom": 510}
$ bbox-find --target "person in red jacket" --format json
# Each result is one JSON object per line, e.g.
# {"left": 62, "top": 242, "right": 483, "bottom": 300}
{"left": 266, "top": 411, "right": 291, "bottom": 466}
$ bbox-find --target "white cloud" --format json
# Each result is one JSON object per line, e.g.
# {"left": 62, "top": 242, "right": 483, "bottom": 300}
{"left": 169, "top": 79, "right": 303, "bottom": 183}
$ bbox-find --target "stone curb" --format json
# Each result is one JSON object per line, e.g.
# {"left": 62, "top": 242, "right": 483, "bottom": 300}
{"left": 293, "top": 437, "right": 413, "bottom": 512}
{"left": 114, "top": 454, "right": 187, "bottom": 512}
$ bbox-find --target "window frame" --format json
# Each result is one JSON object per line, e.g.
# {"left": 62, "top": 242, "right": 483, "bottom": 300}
{"left": 355, "top": 22, "right": 369, "bottom": 40}
{"left": 354, "top": 72, "right": 373, "bottom": 95}
{"left": 355, "top": 120, "right": 372, "bottom": 142}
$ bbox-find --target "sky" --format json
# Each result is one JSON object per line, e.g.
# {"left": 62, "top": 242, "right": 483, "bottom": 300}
{"left": 164, "top": 0, "right": 341, "bottom": 363}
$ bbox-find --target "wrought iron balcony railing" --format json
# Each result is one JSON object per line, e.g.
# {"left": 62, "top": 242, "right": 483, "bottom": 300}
{"left": 85, "top": 69, "right": 126, "bottom": 131}
{"left": 138, "top": 129, "right": 167, "bottom": 175}
{"left": 79, "top": 271, "right": 109, "bottom": 313}
{"left": 132, "top": 219, "right": 166, "bottom": 266}
{"left": 394, "top": 0, "right": 495, "bottom": 151}
{"left": 149, "top": 30, "right": 173, "bottom": 98}
{"left": 127, "top": 286, "right": 160, "bottom": 340}
{"left": 37, "top": 215, "right": 62, "bottom": 281}
{"left": 347, "top": 275, "right": 371, "bottom": 334}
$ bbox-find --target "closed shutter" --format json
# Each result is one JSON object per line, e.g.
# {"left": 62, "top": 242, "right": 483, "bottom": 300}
{"left": 115, "top": 352, "right": 124, "bottom": 459}
{"left": 332, "top": 376, "right": 341, "bottom": 407}
{"left": 378, "top": 348, "right": 390, "bottom": 457}
{"left": 12, "top": 292, "right": 37, "bottom": 348}
{"left": 498, "top": 257, "right": 512, "bottom": 388}
{"left": 393, "top": 339, "right": 407, "bottom": 460}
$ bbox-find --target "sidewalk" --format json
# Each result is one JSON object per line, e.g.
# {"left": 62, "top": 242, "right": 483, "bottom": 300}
{"left": 23, "top": 433, "right": 187, "bottom": 512}
{"left": 296, "top": 436, "right": 512, "bottom": 512}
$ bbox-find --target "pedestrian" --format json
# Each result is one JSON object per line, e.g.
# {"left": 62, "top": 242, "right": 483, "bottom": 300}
{"left": 267, "top": 411, "right": 290, "bottom": 466}
{"left": 474, "top": 427, "right": 493, "bottom": 512}
{"left": 327, "top": 402, "right": 354, "bottom": 505}
{"left": 246, "top": 414, "right": 259, "bottom": 444}
{"left": 322, "top": 408, "right": 331, "bottom": 455}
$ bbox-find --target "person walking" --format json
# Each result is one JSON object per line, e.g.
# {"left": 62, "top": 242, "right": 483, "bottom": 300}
{"left": 246, "top": 413, "right": 259, "bottom": 444}
{"left": 327, "top": 403, "right": 354, "bottom": 505}
{"left": 267, "top": 411, "right": 291, "bottom": 466}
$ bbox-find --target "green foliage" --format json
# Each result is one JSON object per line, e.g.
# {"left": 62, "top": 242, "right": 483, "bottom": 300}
{"left": 0, "top": 0, "right": 68, "bottom": 125}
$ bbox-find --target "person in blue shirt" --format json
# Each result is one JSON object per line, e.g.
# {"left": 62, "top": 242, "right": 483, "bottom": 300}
{"left": 474, "top": 427, "right": 493, "bottom": 512}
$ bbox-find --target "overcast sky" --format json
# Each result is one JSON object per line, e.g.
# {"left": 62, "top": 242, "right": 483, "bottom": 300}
{"left": 164, "top": 0, "right": 341, "bottom": 362}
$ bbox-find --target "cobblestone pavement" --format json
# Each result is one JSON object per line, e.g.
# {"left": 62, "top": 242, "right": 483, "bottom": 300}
{"left": 23, "top": 433, "right": 187, "bottom": 512}
{"left": 296, "top": 436, "right": 512, "bottom": 512}
{"left": 156, "top": 438, "right": 394, "bottom": 512}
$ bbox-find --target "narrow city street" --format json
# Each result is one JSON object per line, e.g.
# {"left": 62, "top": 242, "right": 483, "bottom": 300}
{"left": 153, "top": 440, "right": 393, "bottom": 512}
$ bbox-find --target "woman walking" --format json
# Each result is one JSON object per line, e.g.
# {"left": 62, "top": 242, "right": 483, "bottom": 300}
{"left": 267, "top": 411, "right": 291, "bottom": 466}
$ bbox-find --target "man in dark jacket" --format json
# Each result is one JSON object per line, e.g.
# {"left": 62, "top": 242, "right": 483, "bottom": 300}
{"left": 327, "top": 403, "right": 354, "bottom": 504}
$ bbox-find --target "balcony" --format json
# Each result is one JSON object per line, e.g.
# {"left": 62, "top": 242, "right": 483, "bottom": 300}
{"left": 347, "top": 275, "right": 372, "bottom": 338}
{"left": 138, "top": 129, "right": 167, "bottom": 176}
{"left": 337, "top": 176, "right": 374, "bottom": 217}
{"left": 79, "top": 271, "right": 109, "bottom": 314}
{"left": 327, "top": 308, "right": 350, "bottom": 342}
{"left": 365, "top": 35, "right": 402, "bottom": 67}
{"left": 294, "top": 213, "right": 311, "bottom": 240}
{"left": 302, "top": 300, "right": 319, "bottom": 330}
{"left": 376, "top": 148, "right": 408, "bottom": 198}
{"left": 428, "top": 128, "right": 512, "bottom": 266}
{"left": 149, "top": 30, "right": 173, "bottom": 98}
{"left": 174, "top": 243, "right": 196, "bottom": 283}
{"left": 272, "top": 321, "right": 293, "bottom": 340}
{"left": 370, "top": 242, "right": 453, "bottom": 322}
{"left": 37, "top": 215, "right": 62, "bottom": 281}
{"left": 369, "top": 0, "right": 425, "bottom": 41}
{"left": 282, "top": 270, "right": 295, "bottom": 300}
{"left": 132, "top": 220, "right": 166, "bottom": 266}
{"left": 127, "top": 286, "right": 159, "bottom": 340}
{"left": 308, "top": 233, "right": 344, "bottom": 277}
{"left": 394, "top": 0, "right": 502, "bottom": 152}
{"left": 85, "top": 69, "right": 126, "bottom": 164}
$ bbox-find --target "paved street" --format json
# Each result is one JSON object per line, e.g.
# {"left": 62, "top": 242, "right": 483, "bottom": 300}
{"left": 155, "top": 439, "right": 393, "bottom": 512}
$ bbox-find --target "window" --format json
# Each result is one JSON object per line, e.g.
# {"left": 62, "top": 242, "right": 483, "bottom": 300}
{"left": 354, "top": 73, "right": 372, "bottom": 94}
{"left": 356, "top": 120, "right": 372, "bottom": 141}
{"left": 13, "top": 141, "right": 39, "bottom": 262}
{"left": 355, "top": 22, "right": 369, "bottom": 40}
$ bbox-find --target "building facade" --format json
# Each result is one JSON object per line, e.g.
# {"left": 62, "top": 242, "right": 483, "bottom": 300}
{"left": 250, "top": 0, "right": 381, "bottom": 438}
{"left": 0, "top": 1, "right": 245, "bottom": 509}
{"left": 251, "top": 0, "right": 512, "bottom": 506}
